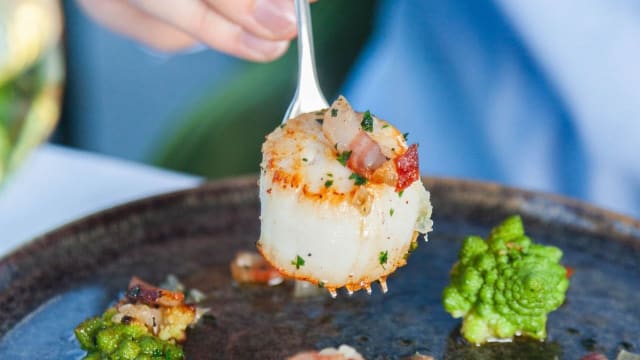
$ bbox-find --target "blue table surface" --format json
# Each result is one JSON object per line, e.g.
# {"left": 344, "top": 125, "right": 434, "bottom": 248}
{"left": 0, "top": 144, "right": 201, "bottom": 257}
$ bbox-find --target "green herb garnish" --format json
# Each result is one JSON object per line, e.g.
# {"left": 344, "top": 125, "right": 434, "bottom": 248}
{"left": 403, "top": 132, "right": 409, "bottom": 141}
{"left": 302, "top": 158, "right": 308, "bottom": 162}
{"left": 337, "top": 150, "right": 352, "bottom": 166}
{"left": 318, "top": 281, "right": 325, "bottom": 288}
{"left": 361, "top": 111, "right": 374, "bottom": 132}
{"left": 398, "top": 190, "right": 404, "bottom": 198}
{"left": 331, "top": 108, "right": 338, "bottom": 117}
{"left": 316, "top": 118, "right": 323, "bottom": 125}
{"left": 382, "top": 124, "right": 390, "bottom": 129}
{"left": 379, "top": 250, "right": 389, "bottom": 267}
{"left": 349, "top": 173, "right": 368, "bottom": 185}
{"left": 291, "top": 255, "right": 305, "bottom": 270}
{"left": 324, "top": 180, "right": 333, "bottom": 188}
{"left": 390, "top": 208, "right": 395, "bottom": 216}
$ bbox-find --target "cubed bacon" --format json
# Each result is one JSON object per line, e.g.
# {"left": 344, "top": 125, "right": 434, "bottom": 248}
{"left": 347, "top": 131, "right": 387, "bottom": 178}
{"left": 127, "top": 276, "right": 184, "bottom": 307}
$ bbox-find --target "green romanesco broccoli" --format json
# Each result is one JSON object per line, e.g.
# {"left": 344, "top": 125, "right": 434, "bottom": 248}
{"left": 75, "top": 308, "right": 185, "bottom": 360}
{"left": 442, "top": 215, "right": 570, "bottom": 344}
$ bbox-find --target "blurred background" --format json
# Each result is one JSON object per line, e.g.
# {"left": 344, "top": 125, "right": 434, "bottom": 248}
{"left": 57, "top": 0, "right": 378, "bottom": 178}
{"left": 31, "top": 0, "right": 640, "bottom": 219}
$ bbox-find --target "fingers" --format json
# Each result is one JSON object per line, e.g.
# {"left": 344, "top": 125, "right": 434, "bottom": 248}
{"left": 129, "top": 0, "right": 290, "bottom": 62}
{"left": 203, "top": 0, "right": 297, "bottom": 40}
{"left": 76, "top": 0, "right": 199, "bottom": 52}
{"left": 77, "top": 0, "right": 315, "bottom": 61}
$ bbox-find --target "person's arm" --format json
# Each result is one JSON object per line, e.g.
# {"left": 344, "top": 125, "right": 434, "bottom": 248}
{"left": 77, "top": 0, "right": 313, "bottom": 61}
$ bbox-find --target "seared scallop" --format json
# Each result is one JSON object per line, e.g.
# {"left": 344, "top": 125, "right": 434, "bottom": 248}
{"left": 258, "top": 97, "right": 432, "bottom": 296}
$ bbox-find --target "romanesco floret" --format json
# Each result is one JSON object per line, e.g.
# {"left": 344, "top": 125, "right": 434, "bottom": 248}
{"left": 75, "top": 308, "right": 185, "bottom": 360}
{"left": 442, "top": 215, "right": 570, "bottom": 344}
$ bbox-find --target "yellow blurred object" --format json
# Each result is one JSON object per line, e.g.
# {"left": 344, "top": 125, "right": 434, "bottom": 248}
{"left": 0, "top": 0, "right": 64, "bottom": 182}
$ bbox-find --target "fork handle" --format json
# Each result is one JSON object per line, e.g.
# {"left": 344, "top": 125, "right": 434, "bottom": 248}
{"left": 282, "top": 0, "right": 329, "bottom": 123}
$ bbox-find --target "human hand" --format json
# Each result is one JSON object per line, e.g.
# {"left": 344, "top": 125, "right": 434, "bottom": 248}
{"left": 77, "top": 0, "right": 313, "bottom": 62}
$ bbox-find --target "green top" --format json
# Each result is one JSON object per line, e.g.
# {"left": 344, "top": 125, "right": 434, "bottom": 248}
{"left": 442, "top": 215, "right": 570, "bottom": 344}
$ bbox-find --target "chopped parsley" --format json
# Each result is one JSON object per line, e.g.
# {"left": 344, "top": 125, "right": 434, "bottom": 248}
{"left": 331, "top": 108, "right": 338, "bottom": 117}
{"left": 390, "top": 208, "right": 395, "bottom": 216}
{"left": 382, "top": 124, "right": 390, "bottom": 129}
{"left": 302, "top": 158, "right": 308, "bottom": 162}
{"left": 349, "top": 173, "right": 368, "bottom": 186}
{"left": 361, "top": 111, "right": 374, "bottom": 132}
{"left": 279, "top": 123, "right": 286, "bottom": 129}
{"left": 403, "top": 132, "right": 409, "bottom": 141}
{"left": 337, "top": 150, "right": 352, "bottom": 166}
{"left": 291, "top": 255, "right": 305, "bottom": 270}
{"left": 327, "top": 172, "right": 333, "bottom": 178}
{"left": 398, "top": 190, "right": 404, "bottom": 198}
{"left": 324, "top": 180, "right": 333, "bottom": 188}
{"left": 315, "top": 118, "right": 323, "bottom": 125}
{"left": 317, "top": 281, "right": 325, "bottom": 288}
{"left": 379, "top": 250, "right": 389, "bottom": 267}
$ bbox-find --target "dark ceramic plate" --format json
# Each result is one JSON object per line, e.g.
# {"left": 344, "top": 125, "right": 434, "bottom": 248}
{"left": 0, "top": 177, "right": 638, "bottom": 359}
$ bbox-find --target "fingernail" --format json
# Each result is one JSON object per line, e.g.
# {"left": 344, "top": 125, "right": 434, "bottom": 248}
{"left": 241, "top": 31, "right": 289, "bottom": 60}
{"left": 253, "top": 0, "right": 296, "bottom": 38}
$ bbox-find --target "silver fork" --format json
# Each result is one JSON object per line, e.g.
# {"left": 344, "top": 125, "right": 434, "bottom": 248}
{"left": 282, "top": 0, "right": 329, "bottom": 123}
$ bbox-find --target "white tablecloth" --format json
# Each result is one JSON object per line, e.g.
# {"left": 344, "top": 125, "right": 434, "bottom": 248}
{"left": 0, "top": 145, "right": 200, "bottom": 257}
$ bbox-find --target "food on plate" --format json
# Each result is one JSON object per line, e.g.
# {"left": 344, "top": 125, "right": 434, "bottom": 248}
{"left": 230, "top": 250, "right": 330, "bottom": 298}
{"left": 615, "top": 350, "right": 640, "bottom": 360}
{"left": 230, "top": 250, "right": 285, "bottom": 286}
{"left": 579, "top": 350, "right": 640, "bottom": 360}
{"left": 288, "top": 344, "right": 365, "bottom": 360}
{"left": 442, "top": 215, "right": 570, "bottom": 344}
{"left": 75, "top": 277, "right": 202, "bottom": 360}
{"left": 293, "top": 279, "right": 328, "bottom": 298}
{"left": 160, "top": 274, "right": 207, "bottom": 304}
{"left": 579, "top": 353, "right": 609, "bottom": 360}
{"left": 258, "top": 96, "right": 432, "bottom": 296}
{"left": 75, "top": 308, "right": 184, "bottom": 360}
{"left": 404, "top": 354, "right": 435, "bottom": 360}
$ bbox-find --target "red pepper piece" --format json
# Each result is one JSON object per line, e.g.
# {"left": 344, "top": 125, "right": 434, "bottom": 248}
{"left": 395, "top": 144, "right": 420, "bottom": 192}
